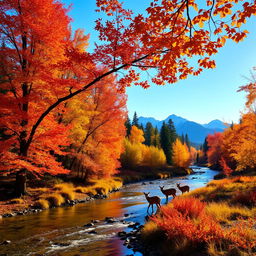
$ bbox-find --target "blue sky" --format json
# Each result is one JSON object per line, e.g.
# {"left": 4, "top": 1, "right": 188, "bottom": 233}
{"left": 63, "top": 0, "right": 256, "bottom": 124}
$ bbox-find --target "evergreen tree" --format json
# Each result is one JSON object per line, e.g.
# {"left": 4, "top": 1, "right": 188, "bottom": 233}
{"left": 180, "top": 134, "right": 185, "bottom": 144}
{"left": 203, "top": 137, "right": 209, "bottom": 153}
{"left": 151, "top": 127, "right": 161, "bottom": 148}
{"left": 139, "top": 123, "right": 144, "bottom": 132}
{"left": 132, "top": 111, "right": 139, "bottom": 127}
{"left": 168, "top": 119, "right": 177, "bottom": 144}
{"left": 124, "top": 116, "right": 132, "bottom": 136}
{"left": 160, "top": 122, "right": 172, "bottom": 165}
{"left": 185, "top": 133, "right": 190, "bottom": 149}
{"left": 144, "top": 122, "right": 154, "bottom": 146}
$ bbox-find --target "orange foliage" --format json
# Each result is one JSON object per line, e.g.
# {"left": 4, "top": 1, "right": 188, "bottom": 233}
{"left": 151, "top": 197, "right": 256, "bottom": 250}
{"left": 0, "top": 0, "right": 72, "bottom": 176}
{"left": 206, "top": 133, "right": 223, "bottom": 168}
{"left": 64, "top": 74, "right": 127, "bottom": 178}
{"left": 151, "top": 197, "right": 223, "bottom": 243}
{"left": 129, "top": 126, "right": 145, "bottom": 144}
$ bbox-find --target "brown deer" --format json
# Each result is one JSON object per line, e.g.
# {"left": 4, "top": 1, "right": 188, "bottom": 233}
{"left": 143, "top": 192, "right": 161, "bottom": 213}
{"left": 177, "top": 183, "right": 190, "bottom": 194}
{"left": 159, "top": 186, "right": 176, "bottom": 203}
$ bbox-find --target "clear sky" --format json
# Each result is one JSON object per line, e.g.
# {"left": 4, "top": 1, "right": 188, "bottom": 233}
{"left": 63, "top": 0, "right": 256, "bottom": 124}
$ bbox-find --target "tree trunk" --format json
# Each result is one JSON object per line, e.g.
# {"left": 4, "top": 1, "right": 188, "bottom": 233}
{"left": 15, "top": 169, "right": 27, "bottom": 197}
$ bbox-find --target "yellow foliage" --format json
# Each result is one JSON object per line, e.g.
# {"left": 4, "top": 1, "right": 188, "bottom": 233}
{"left": 172, "top": 139, "right": 191, "bottom": 168}
{"left": 222, "top": 112, "right": 256, "bottom": 171}
{"left": 121, "top": 138, "right": 143, "bottom": 168}
{"left": 142, "top": 146, "right": 166, "bottom": 168}
{"left": 129, "top": 126, "right": 145, "bottom": 144}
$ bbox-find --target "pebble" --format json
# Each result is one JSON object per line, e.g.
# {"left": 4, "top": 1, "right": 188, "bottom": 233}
{"left": 88, "top": 230, "right": 97, "bottom": 234}
{"left": 105, "top": 217, "right": 116, "bottom": 223}
{"left": 0, "top": 240, "right": 11, "bottom": 245}
{"left": 84, "top": 222, "right": 94, "bottom": 227}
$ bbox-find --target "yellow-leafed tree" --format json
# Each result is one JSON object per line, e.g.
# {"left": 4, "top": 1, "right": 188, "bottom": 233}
{"left": 172, "top": 139, "right": 191, "bottom": 168}
{"left": 129, "top": 126, "right": 145, "bottom": 144}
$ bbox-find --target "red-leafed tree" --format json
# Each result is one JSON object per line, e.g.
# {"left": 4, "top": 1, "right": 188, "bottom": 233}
{"left": 1, "top": 0, "right": 256, "bottom": 194}
{"left": 206, "top": 132, "right": 223, "bottom": 169}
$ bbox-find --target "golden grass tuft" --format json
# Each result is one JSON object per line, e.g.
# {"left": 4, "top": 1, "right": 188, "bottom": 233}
{"left": 10, "top": 198, "right": 24, "bottom": 204}
{"left": 60, "top": 190, "right": 75, "bottom": 201}
{"left": 45, "top": 193, "right": 65, "bottom": 207}
{"left": 34, "top": 199, "right": 50, "bottom": 209}
{"left": 54, "top": 183, "right": 74, "bottom": 191}
{"left": 206, "top": 202, "right": 254, "bottom": 223}
{"left": 157, "top": 172, "right": 170, "bottom": 179}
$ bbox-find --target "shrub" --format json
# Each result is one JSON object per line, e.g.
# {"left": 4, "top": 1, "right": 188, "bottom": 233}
{"left": 172, "top": 197, "right": 206, "bottom": 218}
{"left": 46, "top": 193, "right": 65, "bottom": 207}
{"left": 232, "top": 191, "right": 256, "bottom": 207}
{"left": 151, "top": 197, "right": 224, "bottom": 244}
{"left": 60, "top": 191, "right": 75, "bottom": 201}
{"left": 34, "top": 199, "right": 50, "bottom": 209}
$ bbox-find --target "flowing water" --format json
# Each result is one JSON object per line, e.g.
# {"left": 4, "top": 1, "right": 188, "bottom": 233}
{"left": 0, "top": 167, "right": 218, "bottom": 256}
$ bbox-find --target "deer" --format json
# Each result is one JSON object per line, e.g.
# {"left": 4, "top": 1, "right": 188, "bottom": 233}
{"left": 159, "top": 186, "right": 176, "bottom": 203}
{"left": 143, "top": 192, "right": 161, "bottom": 214}
{"left": 177, "top": 183, "right": 190, "bottom": 194}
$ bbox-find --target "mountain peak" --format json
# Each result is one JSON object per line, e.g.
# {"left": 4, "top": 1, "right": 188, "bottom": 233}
{"left": 138, "top": 114, "right": 227, "bottom": 144}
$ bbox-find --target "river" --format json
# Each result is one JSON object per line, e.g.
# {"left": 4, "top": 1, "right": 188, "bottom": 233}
{"left": 0, "top": 167, "right": 218, "bottom": 256}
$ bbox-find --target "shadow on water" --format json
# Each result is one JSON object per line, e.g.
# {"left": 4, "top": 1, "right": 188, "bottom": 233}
{"left": 0, "top": 167, "right": 218, "bottom": 256}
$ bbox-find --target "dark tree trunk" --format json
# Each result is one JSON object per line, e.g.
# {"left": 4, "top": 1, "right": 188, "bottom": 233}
{"left": 15, "top": 169, "right": 27, "bottom": 197}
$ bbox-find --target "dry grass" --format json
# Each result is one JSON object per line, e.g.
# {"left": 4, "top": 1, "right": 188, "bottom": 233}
{"left": 60, "top": 190, "right": 75, "bottom": 200}
{"left": 34, "top": 199, "right": 50, "bottom": 209}
{"left": 44, "top": 193, "right": 65, "bottom": 207}
{"left": 74, "top": 177, "right": 123, "bottom": 196}
{"left": 9, "top": 198, "right": 25, "bottom": 204}
{"left": 206, "top": 202, "right": 255, "bottom": 223}
{"left": 54, "top": 183, "right": 74, "bottom": 191}
{"left": 157, "top": 172, "right": 170, "bottom": 179}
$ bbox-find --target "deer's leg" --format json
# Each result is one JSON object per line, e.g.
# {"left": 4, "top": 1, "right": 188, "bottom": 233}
{"left": 147, "top": 204, "right": 150, "bottom": 213}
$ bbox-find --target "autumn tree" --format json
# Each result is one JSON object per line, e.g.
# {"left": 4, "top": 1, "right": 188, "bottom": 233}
{"left": 206, "top": 133, "right": 223, "bottom": 169}
{"left": 121, "top": 126, "right": 166, "bottom": 169}
{"left": 222, "top": 112, "right": 256, "bottom": 171}
{"left": 1, "top": 0, "right": 256, "bottom": 193}
{"left": 151, "top": 127, "right": 161, "bottom": 148}
{"left": 172, "top": 138, "right": 191, "bottom": 168}
{"left": 129, "top": 125, "right": 145, "bottom": 144}
{"left": 63, "top": 73, "right": 127, "bottom": 179}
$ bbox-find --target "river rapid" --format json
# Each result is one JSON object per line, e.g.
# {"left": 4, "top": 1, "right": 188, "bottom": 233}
{"left": 0, "top": 167, "right": 218, "bottom": 256}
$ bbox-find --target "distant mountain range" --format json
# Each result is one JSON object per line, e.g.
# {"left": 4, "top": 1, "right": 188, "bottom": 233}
{"left": 138, "top": 114, "right": 228, "bottom": 145}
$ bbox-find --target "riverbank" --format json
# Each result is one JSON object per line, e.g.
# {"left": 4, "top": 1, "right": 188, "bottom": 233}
{"left": 133, "top": 175, "right": 256, "bottom": 256}
{"left": 0, "top": 166, "right": 193, "bottom": 218}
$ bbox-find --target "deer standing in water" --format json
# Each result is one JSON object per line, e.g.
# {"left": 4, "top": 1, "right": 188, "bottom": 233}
{"left": 177, "top": 183, "right": 190, "bottom": 194}
{"left": 143, "top": 192, "right": 161, "bottom": 214}
{"left": 159, "top": 186, "right": 176, "bottom": 203}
